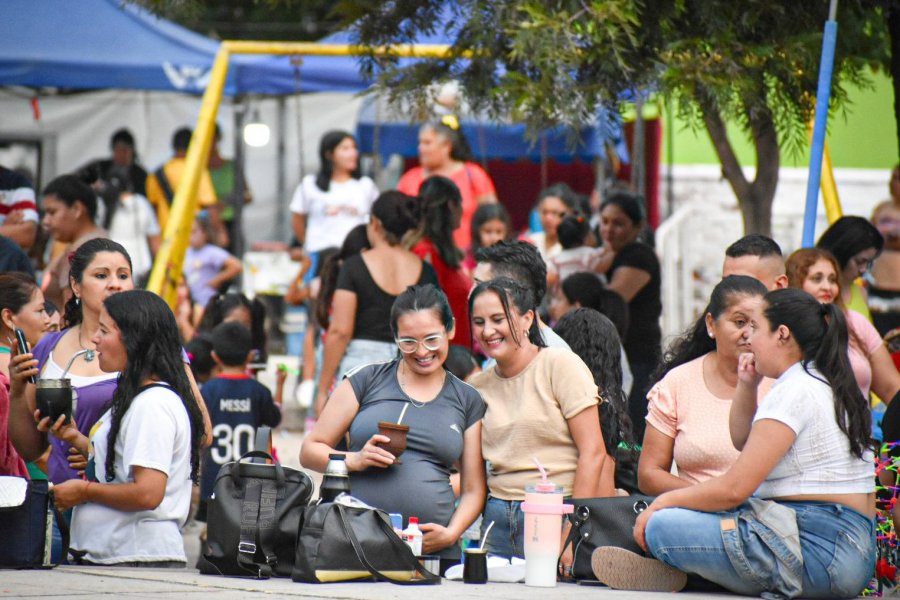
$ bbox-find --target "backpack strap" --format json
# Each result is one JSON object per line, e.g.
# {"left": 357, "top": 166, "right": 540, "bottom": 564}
{"left": 154, "top": 166, "right": 175, "bottom": 206}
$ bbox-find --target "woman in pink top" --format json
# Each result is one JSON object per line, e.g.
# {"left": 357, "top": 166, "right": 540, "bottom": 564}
{"left": 639, "top": 275, "right": 771, "bottom": 494}
{"left": 396, "top": 119, "right": 497, "bottom": 250}
{"left": 786, "top": 247, "right": 900, "bottom": 403}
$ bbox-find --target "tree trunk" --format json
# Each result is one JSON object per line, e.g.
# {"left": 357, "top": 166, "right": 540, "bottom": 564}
{"left": 699, "top": 95, "right": 779, "bottom": 237}
{"left": 889, "top": 4, "right": 900, "bottom": 162}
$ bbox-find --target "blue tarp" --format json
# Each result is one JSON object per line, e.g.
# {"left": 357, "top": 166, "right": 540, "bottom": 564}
{"left": 0, "top": 0, "right": 371, "bottom": 95}
{"left": 355, "top": 96, "right": 619, "bottom": 162}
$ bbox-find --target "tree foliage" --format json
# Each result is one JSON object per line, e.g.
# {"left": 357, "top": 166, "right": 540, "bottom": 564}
{"left": 335, "top": 0, "right": 890, "bottom": 233}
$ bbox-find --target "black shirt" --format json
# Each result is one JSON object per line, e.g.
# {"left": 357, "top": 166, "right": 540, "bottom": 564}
{"left": 610, "top": 241, "right": 661, "bottom": 364}
{"left": 336, "top": 254, "right": 438, "bottom": 342}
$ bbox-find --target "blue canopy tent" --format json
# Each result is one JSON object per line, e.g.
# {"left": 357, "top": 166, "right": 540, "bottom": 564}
{"left": 0, "top": 0, "right": 369, "bottom": 95}
{"left": 355, "top": 95, "right": 620, "bottom": 163}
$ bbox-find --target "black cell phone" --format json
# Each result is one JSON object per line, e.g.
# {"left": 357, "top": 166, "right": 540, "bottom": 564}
{"left": 14, "top": 328, "right": 36, "bottom": 384}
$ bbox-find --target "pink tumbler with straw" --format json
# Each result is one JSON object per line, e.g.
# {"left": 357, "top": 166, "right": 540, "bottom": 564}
{"left": 520, "top": 460, "right": 573, "bottom": 587}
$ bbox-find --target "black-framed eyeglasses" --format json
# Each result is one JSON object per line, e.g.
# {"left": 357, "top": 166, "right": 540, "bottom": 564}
{"left": 851, "top": 255, "right": 875, "bottom": 270}
{"left": 395, "top": 334, "right": 444, "bottom": 353}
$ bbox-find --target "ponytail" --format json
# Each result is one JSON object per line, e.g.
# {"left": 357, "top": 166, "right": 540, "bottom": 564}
{"left": 814, "top": 304, "right": 872, "bottom": 459}
{"left": 763, "top": 289, "right": 872, "bottom": 459}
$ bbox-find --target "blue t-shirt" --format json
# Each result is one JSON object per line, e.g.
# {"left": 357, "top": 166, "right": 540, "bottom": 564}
{"left": 200, "top": 374, "right": 282, "bottom": 500}
{"left": 347, "top": 360, "right": 486, "bottom": 558}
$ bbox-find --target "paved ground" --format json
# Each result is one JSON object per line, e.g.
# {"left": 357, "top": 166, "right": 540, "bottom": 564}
{"left": 1, "top": 565, "right": 739, "bottom": 599}
{"left": 0, "top": 417, "right": 881, "bottom": 598}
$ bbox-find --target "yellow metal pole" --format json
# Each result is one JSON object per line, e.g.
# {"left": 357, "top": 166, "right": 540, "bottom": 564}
{"left": 147, "top": 46, "right": 231, "bottom": 306}
{"left": 222, "top": 41, "right": 460, "bottom": 58}
{"left": 820, "top": 141, "right": 843, "bottom": 223}
{"left": 147, "top": 41, "right": 460, "bottom": 309}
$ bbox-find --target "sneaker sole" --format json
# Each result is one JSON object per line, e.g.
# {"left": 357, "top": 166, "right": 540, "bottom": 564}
{"left": 591, "top": 546, "right": 687, "bottom": 592}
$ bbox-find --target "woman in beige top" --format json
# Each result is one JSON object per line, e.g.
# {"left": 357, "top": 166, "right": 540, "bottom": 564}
{"left": 639, "top": 275, "right": 771, "bottom": 494}
{"left": 468, "top": 277, "right": 611, "bottom": 569}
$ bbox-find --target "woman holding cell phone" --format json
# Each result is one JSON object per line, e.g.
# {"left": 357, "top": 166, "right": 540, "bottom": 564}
{"left": 8, "top": 239, "right": 134, "bottom": 484}
{"left": 0, "top": 272, "right": 51, "bottom": 477}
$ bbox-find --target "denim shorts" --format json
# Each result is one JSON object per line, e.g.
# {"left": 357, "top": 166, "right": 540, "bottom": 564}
{"left": 481, "top": 496, "right": 526, "bottom": 559}
{"left": 646, "top": 501, "right": 875, "bottom": 599}
{"left": 336, "top": 339, "right": 398, "bottom": 382}
{"left": 481, "top": 495, "right": 571, "bottom": 560}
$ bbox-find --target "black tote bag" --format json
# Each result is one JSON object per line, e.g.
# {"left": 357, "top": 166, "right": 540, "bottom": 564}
{"left": 292, "top": 502, "right": 440, "bottom": 585}
{"left": 0, "top": 477, "right": 67, "bottom": 569}
{"left": 563, "top": 495, "right": 655, "bottom": 581}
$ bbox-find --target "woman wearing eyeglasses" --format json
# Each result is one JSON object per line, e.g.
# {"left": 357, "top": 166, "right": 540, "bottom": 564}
{"left": 301, "top": 284, "right": 487, "bottom": 572}
{"left": 816, "top": 215, "right": 885, "bottom": 322}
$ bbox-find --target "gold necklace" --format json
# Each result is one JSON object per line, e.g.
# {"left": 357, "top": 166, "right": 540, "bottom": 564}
{"left": 397, "top": 361, "right": 444, "bottom": 407}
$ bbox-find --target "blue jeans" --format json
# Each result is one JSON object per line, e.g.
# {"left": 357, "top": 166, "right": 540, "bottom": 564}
{"left": 646, "top": 502, "right": 875, "bottom": 598}
{"left": 482, "top": 496, "right": 525, "bottom": 559}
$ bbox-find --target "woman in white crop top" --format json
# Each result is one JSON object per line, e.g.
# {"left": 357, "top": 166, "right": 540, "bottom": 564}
{"left": 594, "top": 288, "right": 875, "bottom": 598}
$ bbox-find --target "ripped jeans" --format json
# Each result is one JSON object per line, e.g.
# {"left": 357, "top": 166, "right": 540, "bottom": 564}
{"left": 645, "top": 501, "right": 874, "bottom": 599}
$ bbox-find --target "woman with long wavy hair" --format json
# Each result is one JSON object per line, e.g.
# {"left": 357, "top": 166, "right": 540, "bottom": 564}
{"left": 44, "top": 290, "right": 204, "bottom": 566}
{"left": 407, "top": 175, "right": 473, "bottom": 346}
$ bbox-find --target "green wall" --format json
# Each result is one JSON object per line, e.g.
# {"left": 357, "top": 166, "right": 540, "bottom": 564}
{"left": 663, "top": 70, "right": 897, "bottom": 169}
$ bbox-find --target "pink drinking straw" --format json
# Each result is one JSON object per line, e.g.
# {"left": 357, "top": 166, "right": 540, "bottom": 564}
{"left": 533, "top": 457, "right": 548, "bottom": 483}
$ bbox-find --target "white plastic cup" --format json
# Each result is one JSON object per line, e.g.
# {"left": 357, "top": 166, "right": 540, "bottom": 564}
{"left": 521, "top": 482, "right": 573, "bottom": 587}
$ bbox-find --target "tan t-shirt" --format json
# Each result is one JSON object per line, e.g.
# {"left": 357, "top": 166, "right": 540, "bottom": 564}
{"left": 470, "top": 347, "right": 599, "bottom": 500}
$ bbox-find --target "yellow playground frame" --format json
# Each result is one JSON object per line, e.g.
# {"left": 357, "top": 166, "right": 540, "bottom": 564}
{"left": 147, "top": 41, "right": 844, "bottom": 307}
{"left": 146, "top": 41, "right": 457, "bottom": 306}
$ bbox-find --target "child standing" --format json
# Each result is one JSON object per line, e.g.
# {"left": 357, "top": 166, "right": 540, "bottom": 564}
{"left": 197, "top": 321, "right": 282, "bottom": 521}
{"left": 184, "top": 216, "right": 242, "bottom": 315}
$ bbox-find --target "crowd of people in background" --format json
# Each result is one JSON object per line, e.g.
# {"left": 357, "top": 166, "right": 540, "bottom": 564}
{"left": 1, "top": 118, "right": 900, "bottom": 598}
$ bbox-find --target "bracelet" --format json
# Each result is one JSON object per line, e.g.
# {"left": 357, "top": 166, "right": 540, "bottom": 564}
{"left": 84, "top": 480, "right": 92, "bottom": 500}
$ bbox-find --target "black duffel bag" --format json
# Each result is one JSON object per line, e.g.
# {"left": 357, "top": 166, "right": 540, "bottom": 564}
{"left": 292, "top": 501, "right": 440, "bottom": 585}
{"left": 202, "top": 450, "right": 314, "bottom": 578}
{"left": 562, "top": 495, "right": 655, "bottom": 581}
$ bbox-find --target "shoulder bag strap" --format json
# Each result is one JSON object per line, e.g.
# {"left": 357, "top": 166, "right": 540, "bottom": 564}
{"left": 52, "top": 503, "right": 70, "bottom": 566}
{"left": 251, "top": 426, "right": 272, "bottom": 464}
{"left": 154, "top": 166, "right": 175, "bottom": 206}
{"left": 335, "top": 504, "right": 441, "bottom": 586}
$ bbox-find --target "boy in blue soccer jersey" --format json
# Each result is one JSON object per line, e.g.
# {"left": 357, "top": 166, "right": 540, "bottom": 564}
{"left": 196, "top": 321, "right": 281, "bottom": 521}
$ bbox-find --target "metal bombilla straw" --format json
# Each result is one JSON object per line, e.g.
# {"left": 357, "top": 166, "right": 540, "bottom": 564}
{"left": 60, "top": 349, "right": 92, "bottom": 379}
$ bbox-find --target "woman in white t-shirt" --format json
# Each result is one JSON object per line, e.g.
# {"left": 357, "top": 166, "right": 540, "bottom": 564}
{"left": 45, "top": 290, "right": 204, "bottom": 566}
{"left": 290, "top": 131, "right": 378, "bottom": 256}
{"left": 596, "top": 289, "right": 875, "bottom": 598}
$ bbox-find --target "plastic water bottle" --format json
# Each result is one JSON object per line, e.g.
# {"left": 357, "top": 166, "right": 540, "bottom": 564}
{"left": 320, "top": 454, "right": 350, "bottom": 502}
{"left": 389, "top": 513, "right": 404, "bottom": 537}
{"left": 403, "top": 516, "right": 423, "bottom": 556}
